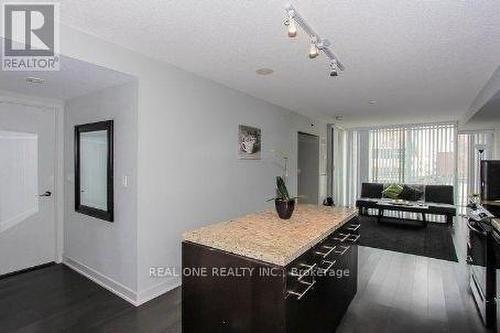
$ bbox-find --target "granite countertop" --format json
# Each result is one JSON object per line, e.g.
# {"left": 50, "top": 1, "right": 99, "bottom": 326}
{"left": 183, "top": 204, "right": 358, "bottom": 266}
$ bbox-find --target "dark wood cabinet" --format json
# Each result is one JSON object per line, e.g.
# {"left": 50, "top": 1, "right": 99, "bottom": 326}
{"left": 182, "top": 217, "right": 360, "bottom": 333}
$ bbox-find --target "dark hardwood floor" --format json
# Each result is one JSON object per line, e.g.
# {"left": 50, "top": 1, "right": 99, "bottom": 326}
{"left": 337, "top": 216, "right": 488, "bottom": 333}
{"left": 0, "top": 265, "right": 180, "bottom": 332}
{"left": 0, "top": 217, "right": 491, "bottom": 332}
{"left": 336, "top": 247, "right": 486, "bottom": 333}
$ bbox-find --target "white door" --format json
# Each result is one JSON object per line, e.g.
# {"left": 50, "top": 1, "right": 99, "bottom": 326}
{"left": 0, "top": 102, "right": 56, "bottom": 275}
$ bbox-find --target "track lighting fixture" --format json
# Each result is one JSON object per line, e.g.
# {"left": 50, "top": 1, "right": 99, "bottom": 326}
{"left": 284, "top": 4, "right": 345, "bottom": 77}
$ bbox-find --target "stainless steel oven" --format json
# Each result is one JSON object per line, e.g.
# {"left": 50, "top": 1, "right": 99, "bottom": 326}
{"left": 467, "top": 204, "right": 496, "bottom": 329}
{"left": 492, "top": 224, "right": 500, "bottom": 333}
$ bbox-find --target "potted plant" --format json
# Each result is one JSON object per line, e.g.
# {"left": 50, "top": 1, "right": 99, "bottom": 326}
{"left": 469, "top": 193, "right": 481, "bottom": 205}
{"left": 269, "top": 176, "right": 297, "bottom": 219}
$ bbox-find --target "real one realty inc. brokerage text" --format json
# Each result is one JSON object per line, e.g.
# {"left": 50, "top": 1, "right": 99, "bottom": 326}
{"left": 149, "top": 266, "right": 351, "bottom": 279}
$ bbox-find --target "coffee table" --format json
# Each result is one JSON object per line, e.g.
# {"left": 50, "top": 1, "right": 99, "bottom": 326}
{"left": 375, "top": 200, "right": 429, "bottom": 226}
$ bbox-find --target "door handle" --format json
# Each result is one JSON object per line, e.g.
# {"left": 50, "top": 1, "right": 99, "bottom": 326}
{"left": 346, "top": 234, "right": 360, "bottom": 243}
{"left": 334, "top": 245, "right": 350, "bottom": 256}
{"left": 333, "top": 233, "right": 349, "bottom": 242}
{"left": 39, "top": 191, "right": 52, "bottom": 197}
{"left": 314, "top": 245, "right": 336, "bottom": 258}
{"left": 318, "top": 260, "right": 336, "bottom": 274}
{"left": 346, "top": 224, "right": 361, "bottom": 232}
{"left": 287, "top": 279, "right": 316, "bottom": 301}
{"left": 289, "top": 263, "right": 317, "bottom": 281}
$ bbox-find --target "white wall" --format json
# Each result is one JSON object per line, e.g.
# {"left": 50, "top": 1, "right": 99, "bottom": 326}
{"left": 495, "top": 124, "right": 500, "bottom": 158}
{"left": 64, "top": 82, "right": 139, "bottom": 296}
{"left": 58, "top": 25, "right": 327, "bottom": 304}
{"left": 135, "top": 66, "right": 328, "bottom": 301}
{"left": 460, "top": 121, "right": 500, "bottom": 159}
{"left": 461, "top": 66, "right": 500, "bottom": 158}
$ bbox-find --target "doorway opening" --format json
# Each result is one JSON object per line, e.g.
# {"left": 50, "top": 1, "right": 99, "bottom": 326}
{"left": 297, "top": 132, "right": 320, "bottom": 204}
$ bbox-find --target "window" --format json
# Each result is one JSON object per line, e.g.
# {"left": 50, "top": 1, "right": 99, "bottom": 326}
{"left": 368, "top": 123, "right": 456, "bottom": 186}
{"left": 369, "top": 127, "right": 405, "bottom": 183}
{"left": 457, "top": 130, "right": 494, "bottom": 208}
{"left": 333, "top": 123, "right": 457, "bottom": 207}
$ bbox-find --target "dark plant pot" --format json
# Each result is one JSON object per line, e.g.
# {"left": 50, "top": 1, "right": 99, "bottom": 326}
{"left": 275, "top": 199, "right": 295, "bottom": 219}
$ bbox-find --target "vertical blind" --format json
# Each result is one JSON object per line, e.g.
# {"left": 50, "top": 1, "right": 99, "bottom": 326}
{"left": 369, "top": 127, "right": 404, "bottom": 183}
{"left": 333, "top": 123, "right": 457, "bottom": 207}
{"left": 369, "top": 123, "right": 456, "bottom": 185}
{"left": 332, "top": 127, "right": 361, "bottom": 207}
{"left": 457, "top": 130, "right": 495, "bottom": 210}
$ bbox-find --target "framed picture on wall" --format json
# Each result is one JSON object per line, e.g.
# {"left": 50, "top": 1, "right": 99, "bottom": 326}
{"left": 238, "top": 125, "right": 261, "bottom": 160}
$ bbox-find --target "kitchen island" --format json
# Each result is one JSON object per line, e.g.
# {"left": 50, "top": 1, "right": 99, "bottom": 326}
{"left": 182, "top": 205, "right": 360, "bottom": 333}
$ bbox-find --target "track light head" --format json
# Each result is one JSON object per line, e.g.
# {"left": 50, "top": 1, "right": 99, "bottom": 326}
{"left": 287, "top": 18, "right": 297, "bottom": 38}
{"left": 309, "top": 41, "right": 319, "bottom": 59}
{"left": 329, "top": 60, "right": 338, "bottom": 77}
{"left": 288, "top": 22, "right": 297, "bottom": 38}
{"left": 284, "top": 10, "right": 297, "bottom": 38}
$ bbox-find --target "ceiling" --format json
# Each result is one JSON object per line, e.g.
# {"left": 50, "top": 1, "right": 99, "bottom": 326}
{"left": 0, "top": 49, "right": 135, "bottom": 100}
{"left": 53, "top": 0, "right": 500, "bottom": 126}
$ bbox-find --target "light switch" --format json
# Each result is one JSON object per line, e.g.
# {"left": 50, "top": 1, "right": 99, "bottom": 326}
{"left": 122, "top": 175, "right": 129, "bottom": 188}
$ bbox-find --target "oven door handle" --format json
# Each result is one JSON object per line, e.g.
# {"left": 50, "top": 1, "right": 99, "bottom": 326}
{"left": 466, "top": 219, "right": 487, "bottom": 236}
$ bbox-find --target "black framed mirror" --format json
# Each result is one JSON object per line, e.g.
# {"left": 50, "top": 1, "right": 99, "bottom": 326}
{"left": 74, "top": 120, "right": 114, "bottom": 222}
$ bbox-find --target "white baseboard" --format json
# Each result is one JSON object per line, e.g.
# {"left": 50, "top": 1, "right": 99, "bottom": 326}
{"left": 63, "top": 256, "right": 140, "bottom": 306}
{"left": 136, "top": 277, "right": 181, "bottom": 306}
{"left": 63, "top": 256, "right": 181, "bottom": 307}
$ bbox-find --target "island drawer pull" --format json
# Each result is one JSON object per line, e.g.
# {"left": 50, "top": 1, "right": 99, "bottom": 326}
{"left": 346, "top": 234, "right": 360, "bottom": 243}
{"left": 319, "top": 260, "right": 336, "bottom": 273}
{"left": 290, "top": 263, "right": 317, "bottom": 281}
{"left": 346, "top": 224, "right": 360, "bottom": 232}
{"left": 333, "top": 233, "right": 349, "bottom": 242}
{"left": 314, "top": 245, "right": 336, "bottom": 258}
{"left": 287, "top": 279, "right": 317, "bottom": 300}
{"left": 334, "top": 245, "right": 350, "bottom": 256}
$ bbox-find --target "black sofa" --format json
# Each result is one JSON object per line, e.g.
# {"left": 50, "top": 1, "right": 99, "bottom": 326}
{"left": 356, "top": 183, "right": 456, "bottom": 224}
